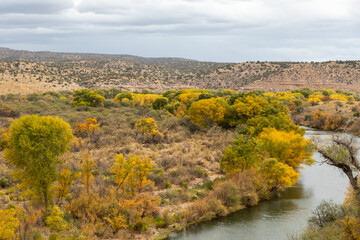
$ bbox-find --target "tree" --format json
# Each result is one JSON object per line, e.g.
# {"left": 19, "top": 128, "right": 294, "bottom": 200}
{"left": 0, "top": 208, "right": 19, "bottom": 240}
{"left": 72, "top": 89, "right": 105, "bottom": 107}
{"left": 4, "top": 115, "right": 73, "bottom": 215}
{"left": 0, "top": 128, "right": 8, "bottom": 151}
{"left": 188, "top": 98, "right": 228, "bottom": 128}
{"left": 152, "top": 97, "right": 168, "bottom": 110}
{"left": 234, "top": 95, "right": 268, "bottom": 118}
{"left": 110, "top": 153, "right": 153, "bottom": 195}
{"left": 259, "top": 158, "right": 299, "bottom": 190}
{"left": 241, "top": 113, "right": 303, "bottom": 137}
{"left": 257, "top": 127, "right": 314, "bottom": 168}
{"left": 135, "top": 118, "right": 163, "bottom": 141}
{"left": 220, "top": 135, "right": 262, "bottom": 174}
{"left": 114, "top": 92, "right": 133, "bottom": 102}
{"left": 56, "top": 167, "right": 74, "bottom": 203}
{"left": 75, "top": 118, "right": 100, "bottom": 144}
{"left": 316, "top": 136, "right": 360, "bottom": 204}
{"left": 81, "top": 152, "right": 96, "bottom": 196}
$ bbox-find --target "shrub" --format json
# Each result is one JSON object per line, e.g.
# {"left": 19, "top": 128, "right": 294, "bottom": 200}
{"left": 103, "top": 100, "right": 119, "bottom": 108}
{"left": 304, "top": 113, "right": 313, "bottom": 121}
{"left": 0, "top": 176, "right": 10, "bottom": 188}
{"left": 154, "top": 217, "right": 166, "bottom": 228}
{"left": 45, "top": 206, "right": 68, "bottom": 231}
{"left": 206, "top": 197, "right": 228, "bottom": 217}
{"left": 27, "top": 93, "right": 43, "bottom": 102}
{"left": 164, "top": 181, "right": 172, "bottom": 189}
{"left": 313, "top": 110, "right": 345, "bottom": 130}
{"left": 132, "top": 217, "right": 152, "bottom": 232}
{"left": 0, "top": 104, "right": 20, "bottom": 118}
{"left": 202, "top": 180, "right": 214, "bottom": 190}
{"left": 213, "top": 180, "right": 241, "bottom": 207}
{"left": 310, "top": 101, "right": 319, "bottom": 106}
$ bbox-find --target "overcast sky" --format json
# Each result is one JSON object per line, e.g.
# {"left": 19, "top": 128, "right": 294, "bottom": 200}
{"left": 0, "top": 0, "right": 359, "bottom": 62}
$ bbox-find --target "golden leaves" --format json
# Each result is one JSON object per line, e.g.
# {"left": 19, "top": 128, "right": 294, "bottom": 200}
{"left": 110, "top": 153, "right": 154, "bottom": 195}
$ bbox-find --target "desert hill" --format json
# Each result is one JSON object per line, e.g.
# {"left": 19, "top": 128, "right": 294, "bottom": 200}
{"left": 0, "top": 47, "right": 359, "bottom": 94}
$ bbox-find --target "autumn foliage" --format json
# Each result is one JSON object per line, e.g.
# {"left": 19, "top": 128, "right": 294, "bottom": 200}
{"left": 188, "top": 98, "right": 228, "bottom": 128}
{"left": 0, "top": 88, "right": 324, "bottom": 239}
{"left": 4, "top": 115, "right": 73, "bottom": 215}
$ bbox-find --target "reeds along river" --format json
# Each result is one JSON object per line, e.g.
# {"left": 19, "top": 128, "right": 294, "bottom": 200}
{"left": 169, "top": 127, "right": 350, "bottom": 240}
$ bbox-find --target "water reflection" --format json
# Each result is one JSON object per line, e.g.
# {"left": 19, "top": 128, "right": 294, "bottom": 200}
{"left": 170, "top": 128, "right": 350, "bottom": 240}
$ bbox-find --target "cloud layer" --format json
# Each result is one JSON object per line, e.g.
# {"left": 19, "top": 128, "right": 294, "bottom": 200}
{"left": 1, "top": 0, "right": 359, "bottom": 61}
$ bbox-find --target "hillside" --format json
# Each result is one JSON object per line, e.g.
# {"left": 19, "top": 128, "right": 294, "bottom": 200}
{"left": 1, "top": 48, "right": 360, "bottom": 94}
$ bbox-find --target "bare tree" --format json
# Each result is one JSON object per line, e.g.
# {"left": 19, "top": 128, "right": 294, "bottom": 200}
{"left": 317, "top": 135, "right": 360, "bottom": 203}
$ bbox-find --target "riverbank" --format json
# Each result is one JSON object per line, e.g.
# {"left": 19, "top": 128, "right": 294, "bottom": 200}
{"left": 291, "top": 100, "right": 360, "bottom": 135}
{"left": 152, "top": 172, "right": 272, "bottom": 240}
{"left": 166, "top": 129, "right": 349, "bottom": 240}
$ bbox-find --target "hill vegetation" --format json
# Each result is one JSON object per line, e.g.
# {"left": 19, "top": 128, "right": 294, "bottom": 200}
{"left": 1, "top": 48, "right": 360, "bottom": 95}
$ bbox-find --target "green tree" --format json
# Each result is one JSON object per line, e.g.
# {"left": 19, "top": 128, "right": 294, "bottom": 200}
{"left": 152, "top": 97, "right": 169, "bottom": 110}
{"left": 4, "top": 115, "right": 73, "bottom": 216}
{"left": 220, "top": 135, "right": 262, "bottom": 174}
{"left": 72, "top": 89, "right": 105, "bottom": 107}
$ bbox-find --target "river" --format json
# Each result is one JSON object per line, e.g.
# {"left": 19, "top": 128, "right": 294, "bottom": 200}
{"left": 169, "top": 128, "right": 350, "bottom": 240}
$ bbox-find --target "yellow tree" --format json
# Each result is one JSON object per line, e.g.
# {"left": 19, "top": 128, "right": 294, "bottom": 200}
{"left": 56, "top": 166, "right": 74, "bottom": 203}
{"left": 81, "top": 152, "right": 96, "bottom": 195}
{"left": 234, "top": 95, "right": 268, "bottom": 118}
{"left": 135, "top": 118, "right": 163, "bottom": 141}
{"left": 4, "top": 115, "right": 73, "bottom": 215}
{"left": 110, "top": 153, "right": 153, "bottom": 195}
{"left": 0, "top": 128, "right": 8, "bottom": 150}
{"left": 257, "top": 127, "right": 314, "bottom": 168}
{"left": 188, "top": 98, "right": 228, "bottom": 128}
{"left": 0, "top": 208, "right": 19, "bottom": 240}
{"left": 259, "top": 158, "right": 299, "bottom": 190}
{"left": 75, "top": 118, "right": 100, "bottom": 142}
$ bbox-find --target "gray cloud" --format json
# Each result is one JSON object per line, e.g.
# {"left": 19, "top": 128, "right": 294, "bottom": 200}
{"left": 0, "top": 0, "right": 359, "bottom": 61}
{"left": 0, "top": 0, "right": 73, "bottom": 14}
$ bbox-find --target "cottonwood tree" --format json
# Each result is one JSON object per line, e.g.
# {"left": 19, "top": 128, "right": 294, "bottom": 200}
{"left": 188, "top": 98, "right": 228, "bottom": 128}
{"left": 4, "top": 115, "right": 73, "bottom": 216}
{"left": 317, "top": 135, "right": 360, "bottom": 204}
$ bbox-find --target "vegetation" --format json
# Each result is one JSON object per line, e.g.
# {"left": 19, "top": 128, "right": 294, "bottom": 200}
{"left": 4, "top": 115, "right": 73, "bottom": 216}
{"left": 2, "top": 53, "right": 360, "bottom": 96}
{"left": 0, "top": 87, "right": 353, "bottom": 239}
{"left": 72, "top": 89, "right": 105, "bottom": 107}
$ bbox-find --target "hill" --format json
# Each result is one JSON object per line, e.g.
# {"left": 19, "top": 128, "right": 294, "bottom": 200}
{"left": 0, "top": 47, "right": 360, "bottom": 94}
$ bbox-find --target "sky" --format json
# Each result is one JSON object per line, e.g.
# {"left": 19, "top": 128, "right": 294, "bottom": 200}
{"left": 0, "top": 0, "right": 359, "bottom": 62}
